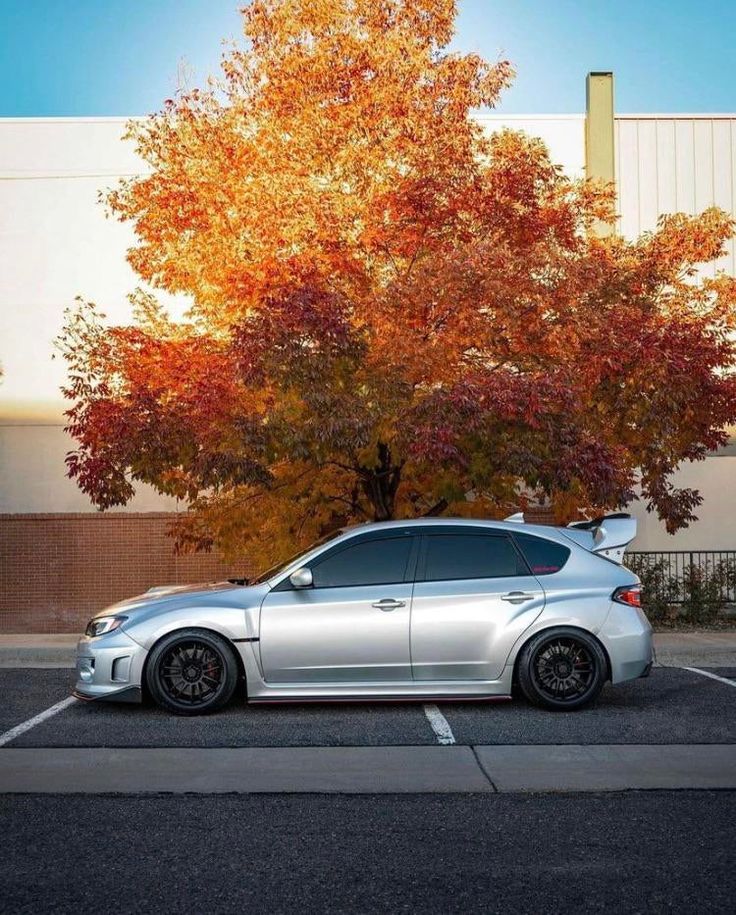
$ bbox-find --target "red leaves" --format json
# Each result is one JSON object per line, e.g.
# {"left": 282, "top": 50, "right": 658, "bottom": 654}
{"left": 56, "top": 1, "right": 736, "bottom": 563}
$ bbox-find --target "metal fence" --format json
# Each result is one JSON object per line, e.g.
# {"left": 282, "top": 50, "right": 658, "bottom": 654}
{"left": 626, "top": 551, "right": 736, "bottom": 605}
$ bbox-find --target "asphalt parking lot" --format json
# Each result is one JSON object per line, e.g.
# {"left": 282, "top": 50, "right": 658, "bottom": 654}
{"left": 2, "top": 792, "right": 734, "bottom": 914}
{"left": 2, "top": 663, "right": 735, "bottom": 913}
{"left": 0, "top": 665, "right": 734, "bottom": 748}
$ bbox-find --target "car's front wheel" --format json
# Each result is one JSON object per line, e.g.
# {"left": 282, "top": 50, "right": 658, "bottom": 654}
{"left": 516, "top": 627, "right": 607, "bottom": 711}
{"left": 146, "top": 629, "right": 239, "bottom": 715}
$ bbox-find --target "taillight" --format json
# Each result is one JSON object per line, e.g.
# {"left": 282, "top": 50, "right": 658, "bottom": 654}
{"left": 612, "top": 585, "right": 642, "bottom": 608}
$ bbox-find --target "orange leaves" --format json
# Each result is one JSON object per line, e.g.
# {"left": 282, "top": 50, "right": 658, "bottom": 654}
{"left": 59, "top": 1, "right": 736, "bottom": 564}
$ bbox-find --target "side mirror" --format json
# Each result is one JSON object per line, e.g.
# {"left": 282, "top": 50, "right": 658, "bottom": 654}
{"left": 289, "top": 567, "right": 313, "bottom": 589}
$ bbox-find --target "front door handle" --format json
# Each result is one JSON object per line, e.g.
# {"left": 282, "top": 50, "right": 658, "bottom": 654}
{"left": 500, "top": 591, "right": 536, "bottom": 603}
{"left": 371, "top": 598, "right": 406, "bottom": 611}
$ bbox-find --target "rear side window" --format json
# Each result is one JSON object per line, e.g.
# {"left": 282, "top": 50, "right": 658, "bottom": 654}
{"left": 422, "top": 534, "right": 527, "bottom": 581}
{"left": 513, "top": 533, "right": 570, "bottom": 575}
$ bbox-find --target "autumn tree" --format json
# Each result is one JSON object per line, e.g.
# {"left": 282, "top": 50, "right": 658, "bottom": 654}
{"left": 59, "top": 0, "right": 736, "bottom": 566}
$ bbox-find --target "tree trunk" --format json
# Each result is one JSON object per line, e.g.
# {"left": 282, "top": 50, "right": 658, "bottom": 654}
{"left": 359, "top": 442, "right": 401, "bottom": 521}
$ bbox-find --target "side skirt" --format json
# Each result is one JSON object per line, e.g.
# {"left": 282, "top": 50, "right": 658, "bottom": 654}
{"left": 248, "top": 694, "right": 512, "bottom": 705}
{"left": 244, "top": 676, "right": 514, "bottom": 703}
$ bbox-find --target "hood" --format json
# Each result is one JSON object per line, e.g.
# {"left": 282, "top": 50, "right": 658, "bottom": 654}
{"left": 92, "top": 580, "right": 250, "bottom": 620}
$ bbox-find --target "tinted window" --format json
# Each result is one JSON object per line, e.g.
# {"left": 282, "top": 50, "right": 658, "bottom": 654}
{"left": 423, "top": 534, "right": 525, "bottom": 581}
{"left": 513, "top": 533, "right": 570, "bottom": 575}
{"left": 251, "top": 530, "right": 343, "bottom": 584}
{"left": 310, "top": 537, "right": 413, "bottom": 588}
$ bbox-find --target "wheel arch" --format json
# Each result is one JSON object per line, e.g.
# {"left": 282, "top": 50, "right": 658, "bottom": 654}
{"left": 511, "top": 624, "right": 612, "bottom": 684}
{"left": 141, "top": 625, "right": 247, "bottom": 701}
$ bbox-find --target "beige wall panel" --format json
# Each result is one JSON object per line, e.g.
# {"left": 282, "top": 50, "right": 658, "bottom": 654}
{"left": 616, "top": 115, "right": 736, "bottom": 275}
{"left": 2, "top": 114, "right": 735, "bottom": 549}
{"left": 0, "top": 425, "right": 178, "bottom": 513}
{"left": 636, "top": 119, "right": 659, "bottom": 233}
{"left": 673, "top": 119, "right": 696, "bottom": 213}
{"left": 477, "top": 115, "right": 586, "bottom": 178}
{"left": 628, "top": 458, "right": 736, "bottom": 551}
{"left": 0, "top": 118, "right": 189, "bottom": 425}
{"left": 615, "top": 119, "right": 640, "bottom": 238}
{"left": 712, "top": 119, "right": 734, "bottom": 271}
{"left": 655, "top": 119, "right": 677, "bottom": 215}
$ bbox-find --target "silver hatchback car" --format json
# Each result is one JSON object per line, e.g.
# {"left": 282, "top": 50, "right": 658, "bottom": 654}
{"left": 74, "top": 514, "right": 652, "bottom": 714}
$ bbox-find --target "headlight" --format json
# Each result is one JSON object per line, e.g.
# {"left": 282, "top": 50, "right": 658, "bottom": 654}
{"left": 85, "top": 616, "right": 128, "bottom": 637}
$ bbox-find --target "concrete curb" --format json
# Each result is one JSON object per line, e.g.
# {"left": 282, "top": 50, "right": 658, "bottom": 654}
{"left": 0, "top": 744, "right": 734, "bottom": 794}
{"left": 0, "top": 635, "right": 77, "bottom": 668}
{"left": 653, "top": 631, "right": 736, "bottom": 668}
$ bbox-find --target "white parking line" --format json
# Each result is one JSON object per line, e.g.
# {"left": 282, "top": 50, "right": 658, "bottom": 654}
{"left": 682, "top": 667, "right": 736, "bottom": 689}
{"left": 0, "top": 696, "right": 78, "bottom": 748}
{"left": 423, "top": 704, "right": 456, "bottom": 745}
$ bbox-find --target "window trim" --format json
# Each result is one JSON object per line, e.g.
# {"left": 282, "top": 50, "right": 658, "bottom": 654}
{"left": 416, "top": 530, "right": 532, "bottom": 583}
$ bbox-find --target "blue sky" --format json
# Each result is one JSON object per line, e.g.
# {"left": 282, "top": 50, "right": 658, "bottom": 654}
{"left": 1, "top": 0, "right": 734, "bottom": 116}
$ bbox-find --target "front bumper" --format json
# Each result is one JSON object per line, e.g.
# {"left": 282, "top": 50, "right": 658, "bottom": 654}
{"left": 74, "top": 629, "right": 147, "bottom": 703}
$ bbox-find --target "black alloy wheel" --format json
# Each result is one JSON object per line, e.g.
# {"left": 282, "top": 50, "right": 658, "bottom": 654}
{"left": 517, "top": 627, "right": 607, "bottom": 711}
{"left": 146, "top": 629, "right": 239, "bottom": 715}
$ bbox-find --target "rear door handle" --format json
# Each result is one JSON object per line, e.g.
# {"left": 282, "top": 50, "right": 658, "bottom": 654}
{"left": 500, "top": 591, "right": 536, "bottom": 603}
{"left": 371, "top": 599, "right": 406, "bottom": 611}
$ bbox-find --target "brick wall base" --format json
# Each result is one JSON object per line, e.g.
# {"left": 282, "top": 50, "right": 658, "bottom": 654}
{"left": 0, "top": 508, "right": 556, "bottom": 634}
{"left": 0, "top": 514, "right": 250, "bottom": 633}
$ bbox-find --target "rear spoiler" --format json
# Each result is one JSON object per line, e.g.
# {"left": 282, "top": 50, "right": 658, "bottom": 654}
{"left": 504, "top": 511, "right": 637, "bottom": 564}
{"left": 564, "top": 513, "right": 637, "bottom": 564}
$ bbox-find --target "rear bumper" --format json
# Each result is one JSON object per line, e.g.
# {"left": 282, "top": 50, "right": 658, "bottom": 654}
{"left": 74, "top": 629, "right": 147, "bottom": 703}
{"left": 598, "top": 603, "right": 654, "bottom": 684}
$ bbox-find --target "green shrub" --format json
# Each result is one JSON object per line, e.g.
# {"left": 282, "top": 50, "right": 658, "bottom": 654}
{"left": 625, "top": 554, "right": 735, "bottom": 626}
{"left": 625, "top": 556, "right": 679, "bottom": 623}
{"left": 681, "top": 560, "right": 736, "bottom": 625}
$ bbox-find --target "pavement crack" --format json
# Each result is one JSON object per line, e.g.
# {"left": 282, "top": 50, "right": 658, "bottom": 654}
{"left": 470, "top": 745, "right": 498, "bottom": 792}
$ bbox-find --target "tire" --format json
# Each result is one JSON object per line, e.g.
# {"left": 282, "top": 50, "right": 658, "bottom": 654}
{"left": 516, "top": 627, "right": 607, "bottom": 711}
{"left": 146, "top": 629, "right": 239, "bottom": 716}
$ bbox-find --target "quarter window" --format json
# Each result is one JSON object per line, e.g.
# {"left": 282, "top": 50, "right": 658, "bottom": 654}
{"left": 422, "top": 534, "right": 526, "bottom": 581}
{"left": 513, "top": 532, "right": 570, "bottom": 575}
{"left": 310, "top": 537, "right": 413, "bottom": 588}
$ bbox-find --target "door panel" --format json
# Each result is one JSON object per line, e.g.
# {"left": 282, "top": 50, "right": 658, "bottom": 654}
{"left": 260, "top": 583, "right": 413, "bottom": 683}
{"left": 411, "top": 577, "right": 545, "bottom": 680}
{"left": 259, "top": 533, "right": 416, "bottom": 684}
{"left": 410, "top": 533, "right": 545, "bottom": 681}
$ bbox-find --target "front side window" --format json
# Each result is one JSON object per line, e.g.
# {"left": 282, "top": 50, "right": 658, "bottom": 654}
{"left": 513, "top": 532, "right": 571, "bottom": 575}
{"left": 422, "top": 534, "right": 526, "bottom": 582}
{"left": 310, "top": 536, "right": 414, "bottom": 588}
{"left": 251, "top": 529, "right": 343, "bottom": 584}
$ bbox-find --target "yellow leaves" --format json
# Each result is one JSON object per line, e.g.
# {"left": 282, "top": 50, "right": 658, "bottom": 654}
{"left": 62, "top": 0, "right": 736, "bottom": 559}
{"left": 105, "top": 1, "right": 515, "bottom": 331}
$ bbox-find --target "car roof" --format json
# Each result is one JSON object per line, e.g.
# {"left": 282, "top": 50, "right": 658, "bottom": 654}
{"left": 338, "top": 517, "right": 570, "bottom": 543}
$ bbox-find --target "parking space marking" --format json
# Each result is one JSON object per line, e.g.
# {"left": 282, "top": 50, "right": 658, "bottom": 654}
{"left": 683, "top": 667, "right": 736, "bottom": 689}
{"left": 0, "top": 696, "right": 78, "bottom": 748}
{"left": 423, "top": 704, "right": 456, "bottom": 745}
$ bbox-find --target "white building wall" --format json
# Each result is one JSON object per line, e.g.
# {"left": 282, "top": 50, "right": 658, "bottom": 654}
{"left": 614, "top": 114, "right": 736, "bottom": 549}
{"left": 0, "top": 118, "right": 184, "bottom": 512}
{"left": 615, "top": 115, "right": 736, "bottom": 275}
{"left": 0, "top": 114, "right": 734, "bottom": 547}
{"left": 476, "top": 114, "right": 586, "bottom": 177}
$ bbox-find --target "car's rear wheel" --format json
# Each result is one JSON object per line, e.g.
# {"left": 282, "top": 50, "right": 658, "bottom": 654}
{"left": 146, "top": 629, "right": 239, "bottom": 715}
{"left": 517, "top": 628, "right": 607, "bottom": 711}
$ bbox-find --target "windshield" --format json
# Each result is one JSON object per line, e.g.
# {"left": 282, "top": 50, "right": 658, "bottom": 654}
{"left": 249, "top": 529, "right": 344, "bottom": 584}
